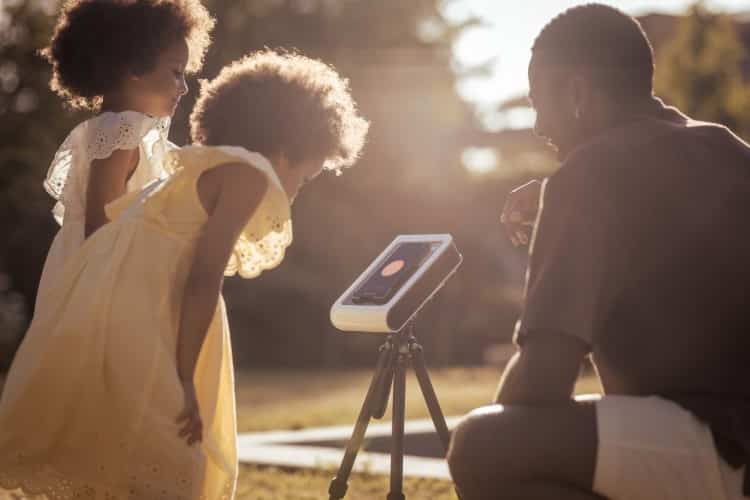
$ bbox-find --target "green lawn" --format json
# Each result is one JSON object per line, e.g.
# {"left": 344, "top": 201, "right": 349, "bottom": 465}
{"left": 235, "top": 366, "right": 602, "bottom": 499}
{"left": 236, "top": 464, "right": 461, "bottom": 500}
{"left": 234, "top": 366, "right": 601, "bottom": 432}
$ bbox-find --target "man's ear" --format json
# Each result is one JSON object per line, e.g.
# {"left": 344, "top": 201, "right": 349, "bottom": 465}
{"left": 567, "top": 75, "right": 592, "bottom": 118}
{"left": 124, "top": 68, "right": 139, "bottom": 81}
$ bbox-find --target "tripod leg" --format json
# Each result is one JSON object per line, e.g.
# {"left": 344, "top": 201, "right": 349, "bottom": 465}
{"left": 371, "top": 348, "right": 397, "bottom": 419}
{"left": 387, "top": 350, "right": 407, "bottom": 500}
{"left": 411, "top": 342, "right": 465, "bottom": 500}
{"left": 411, "top": 344, "right": 451, "bottom": 453}
{"left": 329, "top": 340, "right": 394, "bottom": 500}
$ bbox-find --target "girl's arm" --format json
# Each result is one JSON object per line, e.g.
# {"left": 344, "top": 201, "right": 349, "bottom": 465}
{"left": 175, "top": 162, "right": 268, "bottom": 445}
{"left": 85, "top": 148, "right": 140, "bottom": 238}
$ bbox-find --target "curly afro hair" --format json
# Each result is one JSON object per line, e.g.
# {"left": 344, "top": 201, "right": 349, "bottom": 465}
{"left": 41, "top": 0, "right": 215, "bottom": 110}
{"left": 190, "top": 49, "right": 369, "bottom": 173}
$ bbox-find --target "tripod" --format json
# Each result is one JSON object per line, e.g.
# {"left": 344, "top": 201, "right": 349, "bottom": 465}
{"left": 328, "top": 321, "right": 458, "bottom": 500}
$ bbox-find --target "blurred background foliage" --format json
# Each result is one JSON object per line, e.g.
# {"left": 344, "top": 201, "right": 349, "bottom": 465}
{"left": 0, "top": 0, "right": 748, "bottom": 370}
{"left": 655, "top": 3, "right": 750, "bottom": 137}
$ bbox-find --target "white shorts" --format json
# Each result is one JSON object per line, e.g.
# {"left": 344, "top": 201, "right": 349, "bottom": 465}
{"left": 594, "top": 395, "right": 746, "bottom": 500}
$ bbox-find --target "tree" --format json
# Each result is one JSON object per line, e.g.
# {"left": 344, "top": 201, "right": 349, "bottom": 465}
{"left": 0, "top": 1, "right": 79, "bottom": 366}
{"left": 655, "top": 3, "right": 750, "bottom": 138}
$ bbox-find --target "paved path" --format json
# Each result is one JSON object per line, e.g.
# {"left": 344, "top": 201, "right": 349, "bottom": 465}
{"left": 237, "top": 417, "right": 462, "bottom": 479}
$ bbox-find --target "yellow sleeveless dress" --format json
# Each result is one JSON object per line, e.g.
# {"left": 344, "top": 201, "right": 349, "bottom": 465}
{"left": 0, "top": 145, "right": 293, "bottom": 500}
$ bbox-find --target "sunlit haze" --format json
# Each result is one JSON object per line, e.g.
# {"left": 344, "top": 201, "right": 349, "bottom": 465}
{"left": 444, "top": 0, "right": 750, "bottom": 129}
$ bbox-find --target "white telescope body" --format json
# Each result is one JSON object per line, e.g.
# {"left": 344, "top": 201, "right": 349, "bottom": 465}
{"left": 330, "top": 234, "right": 462, "bottom": 333}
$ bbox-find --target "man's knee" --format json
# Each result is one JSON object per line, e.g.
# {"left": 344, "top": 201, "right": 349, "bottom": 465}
{"left": 447, "top": 405, "right": 518, "bottom": 488}
{"left": 446, "top": 410, "right": 478, "bottom": 484}
{"left": 448, "top": 402, "right": 598, "bottom": 490}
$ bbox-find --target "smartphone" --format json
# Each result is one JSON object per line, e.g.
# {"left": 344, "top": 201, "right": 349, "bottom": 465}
{"left": 351, "top": 242, "right": 433, "bottom": 305}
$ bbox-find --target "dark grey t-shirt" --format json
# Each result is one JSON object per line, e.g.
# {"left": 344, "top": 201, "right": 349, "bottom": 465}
{"left": 515, "top": 100, "right": 750, "bottom": 491}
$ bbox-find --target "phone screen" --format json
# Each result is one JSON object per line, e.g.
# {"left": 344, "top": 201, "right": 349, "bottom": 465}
{"left": 351, "top": 242, "right": 433, "bottom": 304}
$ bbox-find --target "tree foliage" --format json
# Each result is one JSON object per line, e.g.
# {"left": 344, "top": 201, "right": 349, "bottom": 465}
{"left": 655, "top": 3, "right": 750, "bottom": 138}
{"left": 0, "top": 0, "right": 525, "bottom": 368}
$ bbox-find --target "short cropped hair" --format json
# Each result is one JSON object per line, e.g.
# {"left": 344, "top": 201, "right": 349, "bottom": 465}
{"left": 190, "top": 49, "right": 369, "bottom": 172}
{"left": 532, "top": 3, "right": 655, "bottom": 100}
{"left": 41, "top": 0, "right": 215, "bottom": 110}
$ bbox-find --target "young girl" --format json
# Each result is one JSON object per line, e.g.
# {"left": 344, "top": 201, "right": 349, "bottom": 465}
{"left": 0, "top": 50, "right": 368, "bottom": 499}
{"left": 36, "top": 0, "right": 214, "bottom": 309}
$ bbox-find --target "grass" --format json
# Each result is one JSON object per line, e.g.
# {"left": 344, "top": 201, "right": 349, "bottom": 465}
{"left": 236, "top": 463, "right": 461, "bottom": 500}
{"left": 234, "top": 366, "right": 602, "bottom": 499}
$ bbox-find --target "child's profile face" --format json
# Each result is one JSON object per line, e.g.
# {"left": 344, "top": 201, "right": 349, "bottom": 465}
{"left": 275, "top": 157, "right": 325, "bottom": 203}
{"left": 128, "top": 38, "right": 189, "bottom": 118}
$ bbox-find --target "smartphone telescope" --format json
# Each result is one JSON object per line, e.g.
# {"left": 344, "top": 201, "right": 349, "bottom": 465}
{"left": 330, "top": 234, "right": 462, "bottom": 333}
{"left": 328, "top": 234, "right": 463, "bottom": 500}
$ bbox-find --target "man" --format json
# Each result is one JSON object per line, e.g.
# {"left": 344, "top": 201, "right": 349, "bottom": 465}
{"left": 447, "top": 4, "right": 750, "bottom": 500}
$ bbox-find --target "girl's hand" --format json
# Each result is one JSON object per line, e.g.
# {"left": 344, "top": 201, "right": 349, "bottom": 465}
{"left": 176, "top": 380, "right": 202, "bottom": 446}
{"left": 500, "top": 179, "right": 542, "bottom": 246}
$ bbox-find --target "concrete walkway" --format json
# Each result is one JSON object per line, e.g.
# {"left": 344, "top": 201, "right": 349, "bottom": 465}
{"left": 237, "top": 417, "right": 462, "bottom": 479}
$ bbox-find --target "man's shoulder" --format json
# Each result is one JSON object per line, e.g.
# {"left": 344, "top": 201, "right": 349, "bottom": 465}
{"left": 560, "top": 116, "right": 748, "bottom": 188}
{"left": 681, "top": 118, "right": 750, "bottom": 155}
{"left": 561, "top": 117, "right": 674, "bottom": 172}
{"left": 543, "top": 158, "right": 612, "bottom": 215}
{"left": 550, "top": 147, "right": 612, "bottom": 194}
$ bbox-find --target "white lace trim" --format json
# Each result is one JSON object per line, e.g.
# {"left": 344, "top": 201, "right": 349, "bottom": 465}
{"left": 227, "top": 217, "right": 293, "bottom": 279}
{"left": 164, "top": 146, "right": 293, "bottom": 279}
{"left": 43, "top": 111, "right": 171, "bottom": 225}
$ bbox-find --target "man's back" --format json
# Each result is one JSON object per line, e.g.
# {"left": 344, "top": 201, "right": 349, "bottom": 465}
{"left": 572, "top": 109, "right": 750, "bottom": 399}
{"left": 525, "top": 103, "right": 750, "bottom": 473}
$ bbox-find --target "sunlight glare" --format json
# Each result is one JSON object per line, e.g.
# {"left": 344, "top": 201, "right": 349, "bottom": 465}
{"left": 462, "top": 147, "right": 499, "bottom": 174}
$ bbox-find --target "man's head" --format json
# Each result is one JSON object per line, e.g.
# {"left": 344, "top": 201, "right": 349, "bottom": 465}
{"left": 529, "top": 4, "right": 655, "bottom": 158}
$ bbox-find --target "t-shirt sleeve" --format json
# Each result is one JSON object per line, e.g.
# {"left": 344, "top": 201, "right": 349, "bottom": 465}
{"left": 513, "top": 162, "right": 617, "bottom": 350}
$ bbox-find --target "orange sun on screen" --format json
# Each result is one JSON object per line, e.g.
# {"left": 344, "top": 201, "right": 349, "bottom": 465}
{"left": 381, "top": 259, "right": 405, "bottom": 277}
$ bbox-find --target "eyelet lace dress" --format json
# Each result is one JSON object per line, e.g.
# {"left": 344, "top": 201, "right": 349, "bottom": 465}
{"left": 36, "top": 111, "right": 173, "bottom": 313}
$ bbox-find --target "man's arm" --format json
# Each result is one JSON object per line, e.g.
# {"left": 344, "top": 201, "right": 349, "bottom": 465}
{"left": 495, "top": 334, "right": 588, "bottom": 405}
{"left": 497, "top": 165, "right": 613, "bottom": 405}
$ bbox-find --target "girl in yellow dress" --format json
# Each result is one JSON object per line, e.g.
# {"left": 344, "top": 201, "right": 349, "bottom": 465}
{"left": 0, "top": 50, "right": 368, "bottom": 499}
{"left": 36, "top": 0, "right": 214, "bottom": 309}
